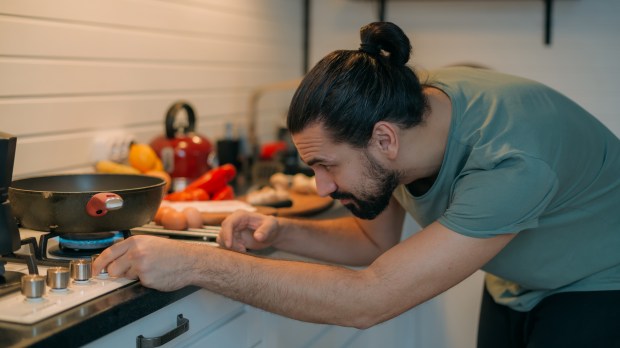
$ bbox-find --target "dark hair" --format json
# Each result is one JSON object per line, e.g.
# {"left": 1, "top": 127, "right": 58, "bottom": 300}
{"left": 287, "top": 22, "right": 428, "bottom": 148}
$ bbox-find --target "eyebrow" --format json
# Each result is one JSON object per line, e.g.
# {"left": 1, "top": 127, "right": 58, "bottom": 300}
{"left": 305, "top": 157, "right": 327, "bottom": 167}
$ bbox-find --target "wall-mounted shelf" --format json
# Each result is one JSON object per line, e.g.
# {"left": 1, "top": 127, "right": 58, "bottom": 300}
{"left": 357, "top": 0, "right": 556, "bottom": 46}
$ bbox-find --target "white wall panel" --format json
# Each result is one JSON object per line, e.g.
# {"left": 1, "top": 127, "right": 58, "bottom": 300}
{"left": 0, "top": 0, "right": 303, "bottom": 177}
{"left": 0, "top": 16, "right": 288, "bottom": 64}
{"left": 0, "top": 0, "right": 298, "bottom": 43}
{"left": 0, "top": 59, "right": 294, "bottom": 96}
{"left": 1, "top": 91, "right": 292, "bottom": 137}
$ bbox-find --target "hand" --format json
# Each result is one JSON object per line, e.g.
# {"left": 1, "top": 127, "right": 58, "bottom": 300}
{"left": 92, "top": 235, "right": 196, "bottom": 291}
{"left": 218, "top": 210, "right": 280, "bottom": 252}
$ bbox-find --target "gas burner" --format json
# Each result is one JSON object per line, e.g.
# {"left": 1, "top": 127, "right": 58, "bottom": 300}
{"left": 49, "top": 232, "right": 123, "bottom": 258}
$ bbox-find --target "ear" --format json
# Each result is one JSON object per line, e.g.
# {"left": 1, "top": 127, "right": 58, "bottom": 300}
{"left": 370, "top": 121, "right": 399, "bottom": 160}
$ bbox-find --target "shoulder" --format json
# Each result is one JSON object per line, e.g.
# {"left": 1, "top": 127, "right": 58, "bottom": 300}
{"left": 441, "top": 154, "right": 559, "bottom": 237}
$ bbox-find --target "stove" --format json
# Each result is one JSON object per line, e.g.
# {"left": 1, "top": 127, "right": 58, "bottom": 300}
{"left": 0, "top": 225, "right": 220, "bottom": 325}
{"left": 0, "top": 133, "right": 165, "bottom": 326}
{"left": 0, "top": 262, "right": 134, "bottom": 324}
{"left": 0, "top": 228, "right": 135, "bottom": 324}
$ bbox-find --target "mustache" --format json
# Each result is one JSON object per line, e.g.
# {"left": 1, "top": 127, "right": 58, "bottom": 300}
{"left": 329, "top": 191, "right": 356, "bottom": 200}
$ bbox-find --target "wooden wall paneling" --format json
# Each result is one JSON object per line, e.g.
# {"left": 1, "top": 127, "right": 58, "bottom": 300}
{"left": 0, "top": 90, "right": 295, "bottom": 136}
{"left": 13, "top": 132, "right": 112, "bottom": 177}
{"left": 8, "top": 98, "right": 292, "bottom": 176}
{"left": 0, "top": 59, "right": 296, "bottom": 97}
{"left": 0, "top": 0, "right": 300, "bottom": 44}
{"left": 0, "top": 16, "right": 290, "bottom": 65}
{"left": 12, "top": 101, "right": 289, "bottom": 178}
{"left": 1, "top": 0, "right": 304, "bottom": 177}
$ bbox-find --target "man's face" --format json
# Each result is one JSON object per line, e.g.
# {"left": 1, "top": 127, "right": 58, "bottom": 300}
{"left": 330, "top": 151, "right": 401, "bottom": 219}
{"left": 292, "top": 123, "right": 402, "bottom": 220}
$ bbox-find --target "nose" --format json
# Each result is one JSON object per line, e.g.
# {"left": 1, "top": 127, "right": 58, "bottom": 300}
{"left": 313, "top": 171, "right": 337, "bottom": 197}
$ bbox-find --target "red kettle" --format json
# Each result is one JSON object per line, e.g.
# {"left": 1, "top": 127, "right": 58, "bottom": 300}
{"left": 150, "top": 101, "right": 213, "bottom": 191}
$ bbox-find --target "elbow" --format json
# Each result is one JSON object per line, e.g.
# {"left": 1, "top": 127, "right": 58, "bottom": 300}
{"left": 340, "top": 301, "right": 398, "bottom": 329}
{"left": 350, "top": 318, "right": 376, "bottom": 330}
{"left": 347, "top": 311, "right": 391, "bottom": 330}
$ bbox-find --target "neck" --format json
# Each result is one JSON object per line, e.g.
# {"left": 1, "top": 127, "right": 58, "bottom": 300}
{"left": 399, "top": 87, "right": 452, "bottom": 186}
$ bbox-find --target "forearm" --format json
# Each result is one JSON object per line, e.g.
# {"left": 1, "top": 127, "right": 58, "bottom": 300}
{"left": 188, "top": 244, "right": 385, "bottom": 328}
{"left": 272, "top": 216, "right": 386, "bottom": 266}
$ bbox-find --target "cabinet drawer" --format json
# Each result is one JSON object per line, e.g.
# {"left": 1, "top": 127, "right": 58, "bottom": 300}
{"left": 184, "top": 307, "right": 262, "bottom": 348}
{"left": 85, "top": 289, "right": 244, "bottom": 347}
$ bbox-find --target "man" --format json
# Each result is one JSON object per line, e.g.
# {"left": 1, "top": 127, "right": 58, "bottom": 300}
{"left": 94, "top": 22, "right": 620, "bottom": 347}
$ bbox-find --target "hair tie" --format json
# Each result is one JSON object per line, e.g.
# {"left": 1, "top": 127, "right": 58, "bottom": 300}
{"left": 359, "top": 43, "right": 381, "bottom": 56}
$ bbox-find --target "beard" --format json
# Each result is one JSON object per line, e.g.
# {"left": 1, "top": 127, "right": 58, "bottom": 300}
{"left": 330, "top": 151, "right": 402, "bottom": 220}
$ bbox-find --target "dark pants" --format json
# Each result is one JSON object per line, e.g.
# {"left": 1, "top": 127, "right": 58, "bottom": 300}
{"left": 477, "top": 287, "right": 620, "bottom": 348}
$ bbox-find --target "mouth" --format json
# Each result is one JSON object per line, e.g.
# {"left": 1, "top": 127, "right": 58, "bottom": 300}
{"left": 339, "top": 198, "right": 352, "bottom": 205}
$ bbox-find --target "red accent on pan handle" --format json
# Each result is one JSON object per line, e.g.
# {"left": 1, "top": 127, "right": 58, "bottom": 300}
{"left": 86, "top": 193, "right": 124, "bottom": 217}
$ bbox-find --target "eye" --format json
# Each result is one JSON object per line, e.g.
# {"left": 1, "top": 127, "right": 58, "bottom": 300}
{"left": 310, "top": 163, "right": 330, "bottom": 173}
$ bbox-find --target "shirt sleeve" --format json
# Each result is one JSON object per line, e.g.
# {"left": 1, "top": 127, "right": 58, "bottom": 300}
{"left": 438, "top": 154, "right": 559, "bottom": 238}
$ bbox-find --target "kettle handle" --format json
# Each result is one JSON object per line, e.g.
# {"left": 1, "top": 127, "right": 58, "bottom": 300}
{"left": 165, "top": 101, "right": 196, "bottom": 139}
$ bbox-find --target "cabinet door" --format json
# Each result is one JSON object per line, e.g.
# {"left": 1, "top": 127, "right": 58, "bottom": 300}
{"left": 342, "top": 311, "right": 416, "bottom": 348}
{"left": 85, "top": 290, "right": 245, "bottom": 347}
{"left": 187, "top": 308, "right": 262, "bottom": 348}
{"left": 257, "top": 306, "right": 417, "bottom": 348}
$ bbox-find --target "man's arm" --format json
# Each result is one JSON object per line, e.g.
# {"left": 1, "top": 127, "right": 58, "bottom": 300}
{"left": 206, "top": 221, "right": 514, "bottom": 328}
{"left": 273, "top": 196, "right": 406, "bottom": 265}
{"left": 219, "top": 196, "right": 406, "bottom": 266}
{"left": 96, "top": 221, "right": 514, "bottom": 329}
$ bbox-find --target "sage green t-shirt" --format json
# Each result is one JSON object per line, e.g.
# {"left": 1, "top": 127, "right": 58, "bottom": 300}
{"left": 392, "top": 67, "right": 620, "bottom": 311}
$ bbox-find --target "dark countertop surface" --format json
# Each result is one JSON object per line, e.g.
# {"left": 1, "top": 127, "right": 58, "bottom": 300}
{"left": 0, "top": 280, "right": 200, "bottom": 348}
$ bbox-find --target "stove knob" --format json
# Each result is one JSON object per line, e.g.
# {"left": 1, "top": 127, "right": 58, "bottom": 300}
{"left": 91, "top": 253, "right": 108, "bottom": 277}
{"left": 21, "top": 274, "right": 46, "bottom": 299}
{"left": 46, "top": 267, "right": 70, "bottom": 290}
{"left": 70, "top": 259, "right": 92, "bottom": 282}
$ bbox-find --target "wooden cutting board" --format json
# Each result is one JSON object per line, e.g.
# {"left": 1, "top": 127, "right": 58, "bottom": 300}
{"left": 275, "top": 191, "right": 334, "bottom": 217}
{"left": 200, "top": 192, "right": 334, "bottom": 225}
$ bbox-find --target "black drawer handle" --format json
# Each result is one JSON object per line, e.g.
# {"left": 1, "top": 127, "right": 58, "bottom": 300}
{"left": 136, "top": 314, "right": 190, "bottom": 348}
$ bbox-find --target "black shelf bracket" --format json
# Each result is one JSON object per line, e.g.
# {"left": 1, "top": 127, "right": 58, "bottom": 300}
{"left": 544, "top": 0, "right": 553, "bottom": 46}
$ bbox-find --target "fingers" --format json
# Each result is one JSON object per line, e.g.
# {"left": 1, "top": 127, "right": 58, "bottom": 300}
{"left": 219, "top": 211, "right": 276, "bottom": 251}
{"left": 219, "top": 210, "right": 254, "bottom": 249}
{"left": 253, "top": 221, "right": 270, "bottom": 242}
{"left": 91, "top": 235, "right": 185, "bottom": 289}
{"left": 92, "top": 238, "right": 131, "bottom": 275}
{"left": 92, "top": 237, "right": 144, "bottom": 279}
{"left": 253, "top": 215, "right": 278, "bottom": 243}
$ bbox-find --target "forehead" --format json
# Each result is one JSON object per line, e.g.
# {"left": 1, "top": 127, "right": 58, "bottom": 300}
{"left": 291, "top": 123, "right": 343, "bottom": 165}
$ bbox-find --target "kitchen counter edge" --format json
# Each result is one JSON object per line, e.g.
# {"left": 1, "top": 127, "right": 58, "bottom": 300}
{"left": 0, "top": 282, "right": 200, "bottom": 348}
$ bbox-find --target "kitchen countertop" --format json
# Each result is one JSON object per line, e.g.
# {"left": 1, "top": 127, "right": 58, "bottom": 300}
{"left": 0, "top": 278, "right": 199, "bottom": 348}
{"left": 0, "top": 201, "right": 350, "bottom": 348}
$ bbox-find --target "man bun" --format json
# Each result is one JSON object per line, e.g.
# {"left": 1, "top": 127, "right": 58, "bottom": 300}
{"left": 287, "top": 21, "right": 427, "bottom": 148}
{"left": 359, "top": 22, "right": 412, "bottom": 66}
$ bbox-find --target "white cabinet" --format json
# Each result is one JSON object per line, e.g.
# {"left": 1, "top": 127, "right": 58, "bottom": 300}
{"left": 85, "top": 290, "right": 262, "bottom": 348}
{"left": 85, "top": 288, "right": 417, "bottom": 348}
{"left": 258, "top": 307, "right": 417, "bottom": 348}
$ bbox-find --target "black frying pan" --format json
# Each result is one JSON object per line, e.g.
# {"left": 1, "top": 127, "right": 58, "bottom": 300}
{"left": 8, "top": 174, "right": 165, "bottom": 233}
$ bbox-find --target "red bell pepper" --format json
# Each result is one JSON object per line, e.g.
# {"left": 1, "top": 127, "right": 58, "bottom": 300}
{"left": 188, "top": 188, "right": 209, "bottom": 201}
{"left": 163, "top": 191, "right": 192, "bottom": 201}
{"left": 212, "top": 185, "right": 234, "bottom": 201}
{"left": 184, "top": 164, "right": 237, "bottom": 195}
{"left": 164, "top": 188, "right": 209, "bottom": 201}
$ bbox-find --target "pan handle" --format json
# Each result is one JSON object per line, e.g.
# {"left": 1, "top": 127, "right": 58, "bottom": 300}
{"left": 86, "top": 193, "right": 124, "bottom": 217}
